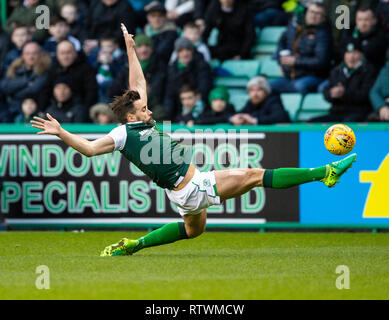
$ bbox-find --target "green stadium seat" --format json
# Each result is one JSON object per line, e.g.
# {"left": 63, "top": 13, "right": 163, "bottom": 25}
{"left": 210, "top": 59, "right": 221, "bottom": 69}
{"left": 227, "top": 88, "right": 247, "bottom": 97}
{"left": 253, "top": 26, "right": 286, "bottom": 54}
{"left": 296, "top": 94, "right": 332, "bottom": 122}
{"left": 301, "top": 93, "right": 331, "bottom": 111}
{"left": 214, "top": 77, "right": 249, "bottom": 88}
{"left": 281, "top": 93, "right": 303, "bottom": 122}
{"left": 259, "top": 26, "right": 286, "bottom": 44}
{"left": 260, "top": 59, "right": 283, "bottom": 80}
{"left": 253, "top": 53, "right": 272, "bottom": 62}
{"left": 214, "top": 60, "right": 261, "bottom": 88}
{"left": 221, "top": 60, "right": 261, "bottom": 78}
{"left": 252, "top": 43, "right": 278, "bottom": 55}
{"left": 296, "top": 111, "right": 329, "bottom": 122}
{"left": 230, "top": 93, "right": 249, "bottom": 112}
{"left": 207, "top": 28, "right": 219, "bottom": 46}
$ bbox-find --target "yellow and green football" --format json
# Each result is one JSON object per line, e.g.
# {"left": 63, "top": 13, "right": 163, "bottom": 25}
{"left": 324, "top": 124, "right": 356, "bottom": 156}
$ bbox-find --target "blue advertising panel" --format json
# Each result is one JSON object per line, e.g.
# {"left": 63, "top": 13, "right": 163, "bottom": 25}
{"left": 300, "top": 130, "right": 389, "bottom": 224}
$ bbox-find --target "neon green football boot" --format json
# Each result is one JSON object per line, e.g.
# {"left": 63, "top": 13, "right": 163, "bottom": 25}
{"left": 321, "top": 153, "right": 357, "bottom": 188}
{"left": 100, "top": 238, "right": 139, "bottom": 257}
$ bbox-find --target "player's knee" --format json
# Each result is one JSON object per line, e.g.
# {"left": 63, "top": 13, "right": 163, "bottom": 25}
{"left": 186, "top": 224, "right": 206, "bottom": 239}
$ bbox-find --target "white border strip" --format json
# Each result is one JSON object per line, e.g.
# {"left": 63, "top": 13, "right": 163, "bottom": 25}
{"left": 0, "top": 133, "right": 266, "bottom": 140}
{"left": 5, "top": 218, "right": 266, "bottom": 225}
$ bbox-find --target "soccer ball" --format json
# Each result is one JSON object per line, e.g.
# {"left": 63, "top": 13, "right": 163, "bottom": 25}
{"left": 324, "top": 124, "right": 356, "bottom": 156}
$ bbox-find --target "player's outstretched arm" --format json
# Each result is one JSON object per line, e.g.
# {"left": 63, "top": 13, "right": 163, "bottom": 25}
{"left": 30, "top": 113, "right": 115, "bottom": 157}
{"left": 121, "top": 23, "right": 147, "bottom": 105}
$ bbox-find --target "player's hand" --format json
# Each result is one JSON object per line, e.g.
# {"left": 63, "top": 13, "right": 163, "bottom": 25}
{"left": 30, "top": 113, "right": 62, "bottom": 136}
{"left": 121, "top": 23, "right": 135, "bottom": 50}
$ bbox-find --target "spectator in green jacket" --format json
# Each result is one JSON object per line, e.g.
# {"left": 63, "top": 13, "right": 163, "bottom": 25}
{"left": 369, "top": 51, "right": 389, "bottom": 122}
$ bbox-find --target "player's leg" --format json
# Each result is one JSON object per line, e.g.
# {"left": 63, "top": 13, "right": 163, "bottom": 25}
{"left": 100, "top": 210, "right": 207, "bottom": 256}
{"left": 215, "top": 153, "right": 357, "bottom": 201}
{"left": 182, "top": 209, "right": 207, "bottom": 239}
{"left": 100, "top": 219, "right": 190, "bottom": 256}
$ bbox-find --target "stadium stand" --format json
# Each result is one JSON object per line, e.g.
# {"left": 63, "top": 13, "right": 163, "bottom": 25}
{"left": 295, "top": 93, "right": 332, "bottom": 122}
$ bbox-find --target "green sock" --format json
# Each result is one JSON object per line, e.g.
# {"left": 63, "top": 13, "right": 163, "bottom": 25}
{"left": 263, "top": 166, "right": 328, "bottom": 189}
{"left": 133, "top": 222, "right": 188, "bottom": 253}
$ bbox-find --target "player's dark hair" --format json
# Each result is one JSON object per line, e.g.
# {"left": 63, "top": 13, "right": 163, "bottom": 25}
{"left": 109, "top": 89, "right": 141, "bottom": 124}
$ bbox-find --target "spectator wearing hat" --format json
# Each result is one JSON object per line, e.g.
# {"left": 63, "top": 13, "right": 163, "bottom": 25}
{"left": 144, "top": 1, "right": 179, "bottom": 63}
{"left": 90, "top": 103, "right": 117, "bottom": 124}
{"left": 339, "top": 7, "right": 387, "bottom": 70}
{"left": 169, "top": 22, "right": 211, "bottom": 64}
{"left": 230, "top": 76, "right": 289, "bottom": 125}
{"left": 45, "top": 76, "right": 89, "bottom": 123}
{"left": 106, "top": 34, "right": 167, "bottom": 120}
{"left": 164, "top": 36, "right": 213, "bottom": 118}
{"left": 310, "top": 40, "right": 378, "bottom": 123}
{"left": 42, "top": 40, "right": 98, "bottom": 110}
{"left": 175, "top": 84, "right": 205, "bottom": 125}
{"left": 271, "top": 2, "right": 332, "bottom": 95}
{"left": 195, "top": 86, "right": 235, "bottom": 125}
{"left": 0, "top": 41, "right": 51, "bottom": 121}
{"left": 165, "top": 0, "right": 195, "bottom": 28}
{"left": 202, "top": 0, "right": 256, "bottom": 61}
{"left": 369, "top": 50, "right": 389, "bottom": 122}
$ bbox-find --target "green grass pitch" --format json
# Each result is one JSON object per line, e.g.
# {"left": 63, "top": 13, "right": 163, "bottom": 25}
{"left": 0, "top": 231, "right": 388, "bottom": 300}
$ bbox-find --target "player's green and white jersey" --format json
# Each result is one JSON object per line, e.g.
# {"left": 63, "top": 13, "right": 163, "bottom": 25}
{"left": 107, "top": 121, "right": 191, "bottom": 190}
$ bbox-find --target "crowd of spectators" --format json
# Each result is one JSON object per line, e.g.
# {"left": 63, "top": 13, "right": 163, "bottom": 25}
{"left": 0, "top": 0, "right": 388, "bottom": 125}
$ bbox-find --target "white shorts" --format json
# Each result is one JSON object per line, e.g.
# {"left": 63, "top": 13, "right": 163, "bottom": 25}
{"left": 165, "top": 169, "right": 221, "bottom": 216}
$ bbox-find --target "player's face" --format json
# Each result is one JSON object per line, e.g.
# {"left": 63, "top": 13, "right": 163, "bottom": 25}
{"left": 132, "top": 99, "right": 153, "bottom": 124}
{"left": 356, "top": 10, "right": 375, "bottom": 34}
